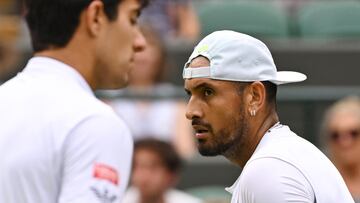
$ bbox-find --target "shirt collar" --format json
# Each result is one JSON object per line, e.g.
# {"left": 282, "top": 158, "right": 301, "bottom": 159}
{"left": 225, "top": 176, "right": 240, "bottom": 194}
{"left": 23, "top": 56, "right": 94, "bottom": 96}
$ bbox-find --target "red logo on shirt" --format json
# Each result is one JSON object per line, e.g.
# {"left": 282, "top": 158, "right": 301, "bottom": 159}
{"left": 93, "top": 163, "right": 119, "bottom": 185}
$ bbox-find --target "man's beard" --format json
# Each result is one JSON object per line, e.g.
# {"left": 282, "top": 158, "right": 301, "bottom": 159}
{"left": 197, "top": 108, "right": 247, "bottom": 157}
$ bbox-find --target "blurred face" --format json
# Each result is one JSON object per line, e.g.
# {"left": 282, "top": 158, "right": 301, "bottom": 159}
{"left": 130, "top": 38, "right": 162, "bottom": 85}
{"left": 184, "top": 57, "right": 249, "bottom": 156}
{"left": 327, "top": 111, "right": 360, "bottom": 167}
{"left": 131, "top": 149, "right": 174, "bottom": 198}
{"left": 95, "top": 0, "right": 146, "bottom": 89}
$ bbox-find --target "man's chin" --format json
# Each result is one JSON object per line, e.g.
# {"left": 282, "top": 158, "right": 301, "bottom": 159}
{"left": 198, "top": 145, "right": 222, "bottom": 156}
{"left": 141, "top": 191, "right": 163, "bottom": 200}
{"left": 102, "top": 78, "right": 129, "bottom": 90}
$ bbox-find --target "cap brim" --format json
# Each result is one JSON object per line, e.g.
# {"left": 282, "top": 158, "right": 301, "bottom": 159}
{"left": 271, "top": 71, "right": 307, "bottom": 85}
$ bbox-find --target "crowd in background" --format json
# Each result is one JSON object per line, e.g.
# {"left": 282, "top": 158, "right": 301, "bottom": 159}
{"left": 1, "top": 0, "right": 360, "bottom": 202}
{"left": 0, "top": 0, "right": 360, "bottom": 81}
{"left": 320, "top": 96, "right": 360, "bottom": 202}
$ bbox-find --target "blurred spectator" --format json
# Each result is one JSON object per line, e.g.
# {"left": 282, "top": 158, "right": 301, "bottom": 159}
{"left": 1, "top": 0, "right": 23, "bottom": 14}
{"left": 109, "top": 25, "right": 196, "bottom": 159}
{"left": 0, "top": 0, "right": 13, "bottom": 13}
{"left": 274, "top": 0, "right": 312, "bottom": 15}
{"left": 0, "top": 15, "right": 22, "bottom": 82}
{"left": 139, "top": 0, "right": 200, "bottom": 42}
{"left": 123, "top": 139, "right": 203, "bottom": 203}
{"left": 321, "top": 96, "right": 360, "bottom": 202}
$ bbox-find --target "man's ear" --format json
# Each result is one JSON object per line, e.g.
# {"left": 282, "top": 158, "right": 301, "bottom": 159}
{"left": 83, "top": 0, "right": 107, "bottom": 37}
{"left": 245, "top": 81, "right": 266, "bottom": 115}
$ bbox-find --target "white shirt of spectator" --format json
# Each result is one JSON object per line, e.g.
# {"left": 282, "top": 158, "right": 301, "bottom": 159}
{"left": 0, "top": 57, "right": 133, "bottom": 203}
{"left": 226, "top": 123, "right": 354, "bottom": 203}
{"left": 112, "top": 99, "right": 180, "bottom": 141}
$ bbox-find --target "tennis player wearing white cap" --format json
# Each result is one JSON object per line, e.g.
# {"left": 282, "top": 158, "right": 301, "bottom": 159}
{"left": 183, "top": 30, "right": 354, "bottom": 203}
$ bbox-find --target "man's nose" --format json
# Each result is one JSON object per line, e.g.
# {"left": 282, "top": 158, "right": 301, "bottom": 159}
{"left": 185, "top": 97, "right": 203, "bottom": 120}
{"left": 133, "top": 27, "right": 146, "bottom": 52}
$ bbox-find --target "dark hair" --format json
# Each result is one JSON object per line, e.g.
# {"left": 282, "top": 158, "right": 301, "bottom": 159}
{"left": 262, "top": 81, "right": 277, "bottom": 105}
{"left": 235, "top": 81, "right": 277, "bottom": 106}
{"left": 23, "top": 0, "right": 149, "bottom": 52}
{"left": 134, "top": 138, "right": 183, "bottom": 173}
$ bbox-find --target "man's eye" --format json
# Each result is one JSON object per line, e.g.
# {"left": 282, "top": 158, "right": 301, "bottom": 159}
{"left": 204, "top": 89, "right": 213, "bottom": 96}
{"left": 130, "top": 17, "right": 137, "bottom": 25}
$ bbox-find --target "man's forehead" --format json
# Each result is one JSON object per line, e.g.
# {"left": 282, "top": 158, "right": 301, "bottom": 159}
{"left": 188, "top": 56, "right": 210, "bottom": 68}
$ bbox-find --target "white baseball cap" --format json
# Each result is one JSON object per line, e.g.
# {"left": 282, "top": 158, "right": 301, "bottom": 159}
{"left": 183, "top": 30, "right": 306, "bottom": 85}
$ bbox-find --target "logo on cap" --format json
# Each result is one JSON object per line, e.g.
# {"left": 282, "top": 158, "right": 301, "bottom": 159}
{"left": 196, "top": 44, "right": 209, "bottom": 54}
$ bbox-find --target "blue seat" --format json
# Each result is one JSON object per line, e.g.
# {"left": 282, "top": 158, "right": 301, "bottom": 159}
{"left": 197, "top": 1, "right": 289, "bottom": 38}
{"left": 298, "top": 1, "right": 360, "bottom": 38}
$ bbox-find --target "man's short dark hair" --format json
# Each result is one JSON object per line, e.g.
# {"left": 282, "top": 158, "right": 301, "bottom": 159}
{"left": 24, "top": 0, "right": 149, "bottom": 52}
{"left": 262, "top": 81, "right": 277, "bottom": 105}
{"left": 134, "top": 138, "right": 183, "bottom": 173}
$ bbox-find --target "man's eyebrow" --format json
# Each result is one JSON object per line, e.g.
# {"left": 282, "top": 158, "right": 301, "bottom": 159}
{"left": 185, "top": 81, "right": 215, "bottom": 92}
{"left": 129, "top": 4, "right": 141, "bottom": 17}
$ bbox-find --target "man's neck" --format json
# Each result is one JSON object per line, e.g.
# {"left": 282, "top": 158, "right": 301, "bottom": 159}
{"left": 35, "top": 46, "right": 95, "bottom": 90}
{"left": 340, "top": 164, "right": 360, "bottom": 196}
{"left": 140, "top": 194, "right": 165, "bottom": 203}
{"left": 225, "top": 110, "right": 279, "bottom": 168}
{"left": 340, "top": 164, "right": 360, "bottom": 180}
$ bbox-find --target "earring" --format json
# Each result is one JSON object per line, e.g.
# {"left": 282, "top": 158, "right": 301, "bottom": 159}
{"left": 250, "top": 109, "right": 256, "bottom": 117}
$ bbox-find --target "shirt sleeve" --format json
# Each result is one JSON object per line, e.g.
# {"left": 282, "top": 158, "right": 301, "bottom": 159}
{"left": 58, "top": 113, "right": 133, "bottom": 203}
{"left": 236, "top": 157, "right": 315, "bottom": 203}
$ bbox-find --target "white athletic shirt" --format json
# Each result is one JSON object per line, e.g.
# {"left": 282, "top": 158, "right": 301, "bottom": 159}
{"left": 122, "top": 186, "right": 203, "bottom": 203}
{"left": 0, "top": 57, "right": 133, "bottom": 203}
{"left": 226, "top": 123, "right": 354, "bottom": 203}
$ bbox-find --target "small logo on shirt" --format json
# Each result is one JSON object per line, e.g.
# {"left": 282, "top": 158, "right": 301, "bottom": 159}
{"left": 93, "top": 163, "right": 119, "bottom": 185}
{"left": 91, "top": 186, "right": 118, "bottom": 203}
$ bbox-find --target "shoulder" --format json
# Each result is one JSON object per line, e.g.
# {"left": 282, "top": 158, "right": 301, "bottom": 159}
{"left": 253, "top": 124, "right": 340, "bottom": 179}
{"left": 236, "top": 158, "right": 314, "bottom": 203}
{"left": 68, "top": 106, "right": 132, "bottom": 143}
{"left": 166, "top": 189, "right": 203, "bottom": 203}
{"left": 242, "top": 157, "right": 309, "bottom": 187}
{"left": 61, "top": 98, "right": 133, "bottom": 154}
{"left": 57, "top": 88, "right": 125, "bottom": 128}
{"left": 252, "top": 125, "right": 324, "bottom": 163}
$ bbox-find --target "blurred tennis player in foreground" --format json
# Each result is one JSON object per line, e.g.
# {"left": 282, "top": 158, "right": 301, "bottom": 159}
{"left": 0, "top": 0, "right": 149, "bottom": 202}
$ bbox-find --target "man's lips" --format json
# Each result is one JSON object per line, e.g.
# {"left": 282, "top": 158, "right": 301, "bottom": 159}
{"left": 192, "top": 124, "right": 210, "bottom": 139}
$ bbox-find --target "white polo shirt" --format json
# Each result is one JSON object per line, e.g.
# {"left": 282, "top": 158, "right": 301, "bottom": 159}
{"left": 226, "top": 123, "right": 354, "bottom": 203}
{"left": 0, "top": 57, "right": 133, "bottom": 203}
